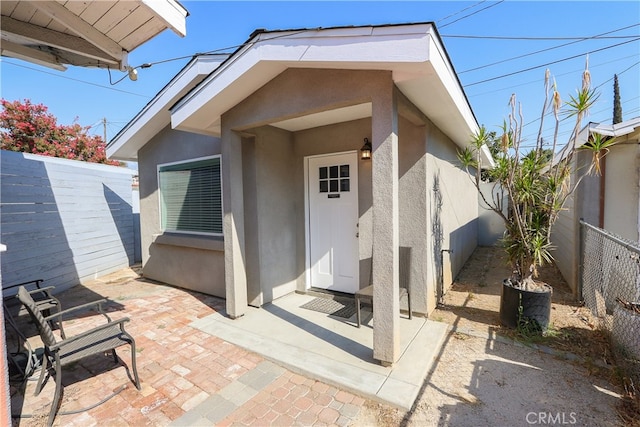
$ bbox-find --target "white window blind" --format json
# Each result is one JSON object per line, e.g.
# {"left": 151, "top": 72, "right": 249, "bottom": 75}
{"left": 159, "top": 157, "right": 222, "bottom": 235}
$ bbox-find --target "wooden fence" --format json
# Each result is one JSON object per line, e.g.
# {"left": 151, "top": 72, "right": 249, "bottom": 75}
{"left": 1, "top": 150, "right": 139, "bottom": 295}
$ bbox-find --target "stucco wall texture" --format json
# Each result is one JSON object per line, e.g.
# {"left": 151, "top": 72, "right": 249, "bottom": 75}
{"left": 552, "top": 137, "right": 640, "bottom": 294}
{"left": 138, "top": 126, "right": 225, "bottom": 297}
{"left": 603, "top": 143, "right": 640, "bottom": 242}
{"left": 137, "top": 68, "right": 479, "bottom": 316}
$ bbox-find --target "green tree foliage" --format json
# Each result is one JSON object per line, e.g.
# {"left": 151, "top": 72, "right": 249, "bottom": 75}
{"left": 613, "top": 74, "right": 623, "bottom": 124}
{"left": 0, "top": 99, "right": 120, "bottom": 165}
{"left": 458, "top": 61, "right": 617, "bottom": 289}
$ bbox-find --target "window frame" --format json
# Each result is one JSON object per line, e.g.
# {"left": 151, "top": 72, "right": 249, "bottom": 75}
{"left": 157, "top": 155, "right": 223, "bottom": 237}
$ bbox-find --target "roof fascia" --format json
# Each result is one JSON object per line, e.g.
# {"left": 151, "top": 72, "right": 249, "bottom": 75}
{"left": 168, "top": 29, "right": 272, "bottom": 117}
{"left": 571, "top": 117, "right": 640, "bottom": 150}
{"left": 170, "top": 23, "right": 437, "bottom": 130}
{"left": 139, "top": 0, "right": 189, "bottom": 37}
{"left": 168, "top": 22, "right": 480, "bottom": 152}
{"left": 107, "top": 54, "right": 227, "bottom": 160}
{"left": 429, "top": 23, "right": 479, "bottom": 128}
{"left": 592, "top": 116, "right": 640, "bottom": 138}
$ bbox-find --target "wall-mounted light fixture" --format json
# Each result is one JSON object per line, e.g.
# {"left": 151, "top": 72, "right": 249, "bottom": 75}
{"left": 360, "top": 138, "right": 372, "bottom": 160}
{"left": 127, "top": 66, "right": 138, "bottom": 81}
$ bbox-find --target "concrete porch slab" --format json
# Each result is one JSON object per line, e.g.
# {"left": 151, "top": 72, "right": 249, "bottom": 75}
{"left": 191, "top": 292, "right": 449, "bottom": 410}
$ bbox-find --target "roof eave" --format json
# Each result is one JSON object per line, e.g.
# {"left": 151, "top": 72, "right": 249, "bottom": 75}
{"left": 170, "top": 23, "right": 479, "bottom": 148}
{"left": 107, "top": 54, "right": 228, "bottom": 161}
{"left": 140, "top": 0, "right": 189, "bottom": 37}
{"left": 573, "top": 116, "right": 640, "bottom": 149}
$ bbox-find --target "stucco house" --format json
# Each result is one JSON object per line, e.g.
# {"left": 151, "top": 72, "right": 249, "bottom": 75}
{"left": 552, "top": 117, "right": 640, "bottom": 293}
{"left": 107, "top": 23, "right": 492, "bottom": 365}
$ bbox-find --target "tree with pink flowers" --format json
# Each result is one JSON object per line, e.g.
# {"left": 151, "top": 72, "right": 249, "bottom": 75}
{"left": 0, "top": 99, "right": 121, "bottom": 166}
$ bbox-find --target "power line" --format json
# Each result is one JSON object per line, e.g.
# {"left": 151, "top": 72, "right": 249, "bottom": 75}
{"left": 2, "top": 30, "right": 311, "bottom": 90}
{"left": 437, "top": 1, "right": 488, "bottom": 24}
{"left": 594, "top": 60, "right": 640, "bottom": 90}
{"left": 439, "top": 1, "right": 505, "bottom": 29}
{"left": 442, "top": 24, "right": 640, "bottom": 41}
{"left": 479, "top": 64, "right": 640, "bottom": 143}
{"left": 445, "top": 35, "right": 639, "bottom": 40}
{"left": 467, "top": 53, "right": 639, "bottom": 98}
{"left": 122, "top": 29, "right": 311, "bottom": 79}
{"left": 518, "top": 96, "right": 639, "bottom": 144}
{"left": 519, "top": 96, "right": 640, "bottom": 143}
{"left": 465, "top": 37, "right": 640, "bottom": 87}
{"left": 459, "top": 24, "right": 640, "bottom": 74}
{"left": 517, "top": 62, "right": 640, "bottom": 129}
{"left": 1, "top": 60, "right": 152, "bottom": 98}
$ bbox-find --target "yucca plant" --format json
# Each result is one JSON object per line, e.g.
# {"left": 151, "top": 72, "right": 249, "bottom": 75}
{"left": 459, "top": 59, "right": 616, "bottom": 291}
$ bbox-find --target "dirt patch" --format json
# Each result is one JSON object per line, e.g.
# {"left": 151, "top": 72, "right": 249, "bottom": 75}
{"left": 352, "top": 246, "right": 626, "bottom": 427}
{"left": 434, "top": 246, "right": 613, "bottom": 365}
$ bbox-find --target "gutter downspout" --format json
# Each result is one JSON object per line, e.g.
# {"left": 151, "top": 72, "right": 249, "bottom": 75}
{"left": 438, "top": 249, "right": 453, "bottom": 307}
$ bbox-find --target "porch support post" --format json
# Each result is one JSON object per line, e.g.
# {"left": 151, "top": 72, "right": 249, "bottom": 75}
{"left": 372, "top": 83, "right": 400, "bottom": 365}
{"left": 222, "top": 129, "right": 248, "bottom": 318}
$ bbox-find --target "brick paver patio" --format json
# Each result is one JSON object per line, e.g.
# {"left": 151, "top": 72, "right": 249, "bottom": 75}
{"left": 6, "top": 269, "right": 369, "bottom": 426}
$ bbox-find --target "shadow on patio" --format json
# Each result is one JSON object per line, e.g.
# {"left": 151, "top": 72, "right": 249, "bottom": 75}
{"left": 365, "top": 245, "right": 624, "bottom": 427}
{"left": 7, "top": 246, "right": 621, "bottom": 426}
{"left": 4, "top": 267, "right": 405, "bottom": 426}
{"left": 190, "top": 291, "right": 449, "bottom": 410}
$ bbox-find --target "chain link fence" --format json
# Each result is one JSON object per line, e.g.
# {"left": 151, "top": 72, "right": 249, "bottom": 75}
{"left": 580, "top": 220, "right": 640, "bottom": 396}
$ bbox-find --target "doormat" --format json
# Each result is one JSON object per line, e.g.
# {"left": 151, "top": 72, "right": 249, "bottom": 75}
{"left": 300, "top": 297, "right": 356, "bottom": 319}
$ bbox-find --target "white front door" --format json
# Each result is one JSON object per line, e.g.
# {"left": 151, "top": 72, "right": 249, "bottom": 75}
{"left": 307, "top": 152, "right": 359, "bottom": 294}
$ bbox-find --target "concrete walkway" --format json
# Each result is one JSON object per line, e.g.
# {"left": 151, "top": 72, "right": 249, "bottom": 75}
{"left": 190, "top": 293, "right": 449, "bottom": 411}
{"left": 168, "top": 359, "right": 364, "bottom": 426}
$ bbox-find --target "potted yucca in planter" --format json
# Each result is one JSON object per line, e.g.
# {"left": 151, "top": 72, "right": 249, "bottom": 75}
{"left": 459, "top": 60, "right": 616, "bottom": 332}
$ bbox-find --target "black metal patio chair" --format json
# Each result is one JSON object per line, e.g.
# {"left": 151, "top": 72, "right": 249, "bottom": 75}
{"left": 4, "top": 280, "right": 63, "bottom": 380}
{"left": 4, "top": 279, "right": 63, "bottom": 333}
{"left": 355, "top": 246, "right": 413, "bottom": 328}
{"left": 16, "top": 285, "right": 141, "bottom": 426}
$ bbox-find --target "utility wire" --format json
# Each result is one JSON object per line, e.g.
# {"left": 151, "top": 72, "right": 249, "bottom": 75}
{"left": 437, "top": 1, "right": 487, "bottom": 24}
{"left": 519, "top": 62, "right": 640, "bottom": 130}
{"left": 439, "top": 1, "right": 504, "bottom": 29}
{"left": 3, "top": 29, "right": 311, "bottom": 88}
{"left": 459, "top": 24, "right": 640, "bottom": 74}
{"left": 445, "top": 35, "right": 639, "bottom": 40}
{"left": 465, "top": 37, "right": 640, "bottom": 87}
{"left": 518, "top": 97, "right": 638, "bottom": 145}
{"left": 594, "top": 60, "right": 640, "bottom": 89}
{"left": 442, "top": 26, "right": 640, "bottom": 40}
{"left": 1, "top": 60, "right": 151, "bottom": 98}
{"left": 480, "top": 64, "right": 640, "bottom": 145}
{"left": 118, "top": 29, "right": 311, "bottom": 80}
{"left": 467, "top": 53, "right": 639, "bottom": 98}
{"left": 519, "top": 96, "right": 640, "bottom": 143}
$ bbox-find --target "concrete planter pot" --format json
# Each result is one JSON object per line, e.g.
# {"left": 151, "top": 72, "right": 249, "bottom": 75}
{"left": 500, "top": 280, "right": 552, "bottom": 331}
{"left": 612, "top": 303, "right": 640, "bottom": 361}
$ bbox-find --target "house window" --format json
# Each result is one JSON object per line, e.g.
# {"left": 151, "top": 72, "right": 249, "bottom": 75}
{"left": 319, "top": 164, "right": 350, "bottom": 194}
{"left": 158, "top": 156, "right": 222, "bottom": 235}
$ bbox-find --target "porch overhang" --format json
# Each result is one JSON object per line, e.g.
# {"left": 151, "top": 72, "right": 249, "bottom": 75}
{"left": 170, "top": 23, "right": 489, "bottom": 164}
{"left": 0, "top": 0, "right": 188, "bottom": 71}
{"left": 107, "top": 54, "right": 228, "bottom": 161}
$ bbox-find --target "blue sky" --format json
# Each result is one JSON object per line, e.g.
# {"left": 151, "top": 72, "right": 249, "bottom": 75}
{"left": 1, "top": 1, "right": 639, "bottom": 156}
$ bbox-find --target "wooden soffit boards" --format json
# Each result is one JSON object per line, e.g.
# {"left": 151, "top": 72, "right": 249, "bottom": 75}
{"left": 0, "top": 0, "right": 187, "bottom": 71}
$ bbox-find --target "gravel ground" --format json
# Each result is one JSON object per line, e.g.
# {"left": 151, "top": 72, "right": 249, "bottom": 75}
{"left": 353, "top": 246, "right": 626, "bottom": 427}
